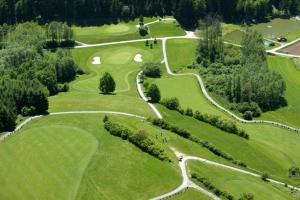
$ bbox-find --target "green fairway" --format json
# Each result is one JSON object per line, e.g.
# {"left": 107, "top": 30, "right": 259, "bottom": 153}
{"left": 148, "top": 20, "right": 186, "bottom": 38}
{"left": 189, "top": 161, "right": 298, "bottom": 200}
{"left": 166, "top": 39, "right": 198, "bottom": 72}
{"left": 250, "top": 18, "right": 300, "bottom": 41}
{"left": 170, "top": 189, "right": 212, "bottom": 200}
{"left": 73, "top": 18, "right": 153, "bottom": 44}
{"left": 0, "top": 114, "right": 182, "bottom": 200}
{"left": 258, "top": 56, "right": 300, "bottom": 128}
{"left": 49, "top": 41, "right": 163, "bottom": 117}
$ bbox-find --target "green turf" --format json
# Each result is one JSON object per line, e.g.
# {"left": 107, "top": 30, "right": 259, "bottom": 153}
{"left": 0, "top": 114, "right": 183, "bottom": 200}
{"left": 148, "top": 20, "right": 186, "bottom": 38}
{"left": 170, "top": 188, "right": 212, "bottom": 200}
{"left": 188, "top": 160, "right": 298, "bottom": 200}
{"left": 73, "top": 18, "right": 154, "bottom": 44}
{"left": 249, "top": 18, "right": 300, "bottom": 41}
{"left": 49, "top": 41, "right": 163, "bottom": 117}
{"left": 258, "top": 56, "right": 300, "bottom": 128}
{"left": 223, "top": 30, "right": 245, "bottom": 44}
{"left": 166, "top": 39, "right": 198, "bottom": 72}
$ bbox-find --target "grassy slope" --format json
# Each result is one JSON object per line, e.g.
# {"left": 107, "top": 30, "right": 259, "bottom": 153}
{"left": 170, "top": 188, "right": 212, "bottom": 200}
{"left": 49, "top": 41, "right": 163, "bottom": 117}
{"left": 258, "top": 56, "right": 300, "bottom": 128}
{"left": 0, "top": 114, "right": 183, "bottom": 200}
{"left": 148, "top": 20, "right": 186, "bottom": 38}
{"left": 152, "top": 39, "right": 300, "bottom": 185}
{"left": 188, "top": 161, "right": 297, "bottom": 200}
{"left": 73, "top": 17, "right": 186, "bottom": 44}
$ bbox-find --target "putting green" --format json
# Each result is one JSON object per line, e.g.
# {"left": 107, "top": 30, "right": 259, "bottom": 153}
{"left": 189, "top": 161, "right": 297, "bottom": 200}
{"left": 49, "top": 41, "right": 163, "bottom": 116}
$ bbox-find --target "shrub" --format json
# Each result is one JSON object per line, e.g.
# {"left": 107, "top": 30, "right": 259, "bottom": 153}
{"left": 104, "top": 119, "right": 170, "bottom": 161}
{"left": 57, "top": 83, "right": 69, "bottom": 92}
{"left": 103, "top": 115, "right": 109, "bottom": 123}
{"left": 243, "top": 111, "right": 253, "bottom": 120}
{"left": 21, "top": 106, "right": 36, "bottom": 116}
{"left": 185, "top": 108, "right": 193, "bottom": 116}
{"left": 142, "top": 63, "right": 162, "bottom": 78}
{"left": 139, "top": 25, "right": 148, "bottom": 36}
{"left": 161, "top": 97, "right": 180, "bottom": 110}
{"left": 236, "top": 102, "right": 261, "bottom": 117}
{"left": 76, "top": 67, "right": 85, "bottom": 75}
{"left": 154, "top": 38, "right": 158, "bottom": 44}
{"left": 261, "top": 173, "right": 270, "bottom": 182}
{"left": 146, "top": 84, "right": 161, "bottom": 103}
{"left": 238, "top": 193, "right": 254, "bottom": 200}
{"left": 289, "top": 167, "right": 300, "bottom": 178}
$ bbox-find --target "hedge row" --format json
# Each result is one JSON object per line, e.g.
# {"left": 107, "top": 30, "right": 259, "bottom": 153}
{"left": 104, "top": 118, "right": 170, "bottom": 162}
{"left": 191, "top": 173, "right": 234, "bottom": 200}
{"left": 151, "top": 118, "right": 247, "bottom": 167}
{"left": 160, "top": 98, "right": 249, "bottom": 140}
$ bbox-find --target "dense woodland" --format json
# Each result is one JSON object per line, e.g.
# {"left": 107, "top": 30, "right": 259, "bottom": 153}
{"left": 0, "top": 22, "right": 78, "bottom": 132}
{"left": 0, "top": 0, "right": 300, "bottom": 27}
{"left": 196, "top": 15, "right": 286, "bottom": 119}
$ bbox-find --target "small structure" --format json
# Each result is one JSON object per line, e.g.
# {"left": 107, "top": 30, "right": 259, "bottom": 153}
{"left": 277, "top": 37, "right": 287, "bottom": 42}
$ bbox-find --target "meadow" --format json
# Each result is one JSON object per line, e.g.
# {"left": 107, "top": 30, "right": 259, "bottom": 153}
{"left": 188, "top": 160, "right": 297, "bottom": 200}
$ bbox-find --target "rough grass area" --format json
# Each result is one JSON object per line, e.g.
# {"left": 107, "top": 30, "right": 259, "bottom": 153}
{"left": 257, "top": 56, "right": 300, "bottom": 128}
{"left": 170, "top": 188, "right": 212, "bottom": 200}
{"left": 148, "top": 20, "right": 186, "bottom": 38}
{"left": 223, "top": 30, "right": 245, "bottom": 44}
{"left": 189, "top": 161, "right": 298, "bottom": 200}
{"left": 49, "top": 41, "right": 163, "bottom": 117}
{"left": 0, "top": 114, "right": 182, "bottom": 200}
{"left": 250, "top": 18, "right": 300, "bottom": 41}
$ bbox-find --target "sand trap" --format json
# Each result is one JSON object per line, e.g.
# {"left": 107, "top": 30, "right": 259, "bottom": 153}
{"left": 267, "top": 25, "right": 272, "bottom": 28}
{"left": 134, "top": 54, "right": 143, "bottom": 62}
{"left": 92, "top": 57, "right": 101, "bottom": 65}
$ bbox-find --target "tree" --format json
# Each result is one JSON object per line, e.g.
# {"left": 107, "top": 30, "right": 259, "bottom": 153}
{"left": 142, "top": 63, "right": 162, "bottom": 78}
{"left": 139, "top": 25, "right": 148, "bottom": 36}
{"left": 99, "top": 72, "right": 116, "bottom": 94}
{"left": 147, "top": 84, "right": 161, "bottom": 103}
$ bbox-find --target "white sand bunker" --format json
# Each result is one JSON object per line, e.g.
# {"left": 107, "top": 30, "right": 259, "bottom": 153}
{"left": 134, "top": 54, "right": 143, "bottom": 62}
{"left": 92, "top": 57, "right": 101, "bottom": 65}
{"left": 267, "top": 25, "right": 272, "bottom": 28}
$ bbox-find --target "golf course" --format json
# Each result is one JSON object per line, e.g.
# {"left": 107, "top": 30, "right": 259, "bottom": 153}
{"left": 1, "top": 2, "right": 300, "bottom": 199}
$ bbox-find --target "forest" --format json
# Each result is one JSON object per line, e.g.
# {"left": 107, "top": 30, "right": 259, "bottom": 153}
{"left": 0, "top": 0, "right": 300, "bottom": 28}
{"left": 0, "top": 22, "right": 78, "bottom": 132}
{"left": 196, "top": 15, "right": 286, "bottom": 119}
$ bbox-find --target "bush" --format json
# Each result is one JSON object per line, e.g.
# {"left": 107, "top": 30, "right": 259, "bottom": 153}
{"left": 261, "top": 173, "right": 269, "bottom": 182}
{"left": 146, "top": 84, "right": 161, "bottom": 103}
{"left": 139, "top": 25, "right": 148, "bottom": 36}
{"left": 104, "top": 119, "right": 170, "bottom": 161}
{"left": 142, "top": 63, "right": 162, "bottom": 78}
{"left": 289, "top": 167, "right": 300, "bottom": 178}
{"left": 185, "top": 108, "right": 193, "bottom": 116}
{"left": 57, "top": 83, "right": 69, "bottom": 92}
{"left": 21, "top": 106, "right": 36, "bottom": 116}
{"left": 161, "top": 98, "right": 180, "bottom": 110}
{"left": 76, "top": 67, "right": 85, "bottom": 75}
{"left": 236, "top": 102, "right": 261, "bottom": 117}
{"left": 243, "top": 111, "right": 253, "bottom": 120}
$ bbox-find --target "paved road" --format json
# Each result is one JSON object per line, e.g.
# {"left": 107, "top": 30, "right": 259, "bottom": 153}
{"left": 150, "top": 153, "right": 300, "bottom": 200}
{"left": 0, "top": 111, "right": 146, "bottom": 142}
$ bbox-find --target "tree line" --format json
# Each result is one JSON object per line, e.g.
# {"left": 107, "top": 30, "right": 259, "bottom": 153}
{"left": 195, "top": 15, "right": 286, "bottom": 119}
{"left": 0, "top": 22, "right": 78, "bottom": 132}
{"left": 0, "top": 0, "right": 299, "bottom": 28}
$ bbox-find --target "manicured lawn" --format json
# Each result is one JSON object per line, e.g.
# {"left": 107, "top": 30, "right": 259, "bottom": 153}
{"left": 73, "top": 18, "right": 156, "bottom": 44}
{"left": 250, "top": 18, "right": 300, "bottom": 41}
{"left": 49, "top": 41, "right": 163, "bottom": 117}
{"left": 188, "top": 161, "right": 298, "bottom": 200}
{"left": 258, "top": 56, "right": 300, "bottom": 128}
{"left": 0, "top": 114, "right": 182, "bottom": 200}
{"left": 148, "top": 20, "right": 186, "bottom": 38}
{"left": 170, "top": 188, "right": 212, "bottom": 200}
{"left": 166, "top": 39, "right": 198, "bottom": 72}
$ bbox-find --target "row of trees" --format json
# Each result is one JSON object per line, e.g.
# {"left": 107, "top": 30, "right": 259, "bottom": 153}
{"left": 0, "top": 0, "right": 299, "bottom": 27}
{"left": 0, "top": 22, "right": 78, "bottom": 132}
{"left": 103, "top": 117, "right": 170, "bottom": 161}
{"left": 196, "top": 16, "right": 286, "bottom": 119}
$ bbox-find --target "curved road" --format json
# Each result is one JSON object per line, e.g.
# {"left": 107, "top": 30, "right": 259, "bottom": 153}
{"left": 0, "top": 111, "right": 146, "bottom": 142}
{"left": 151, "top": 153, "right": 300, "bottom": 200}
